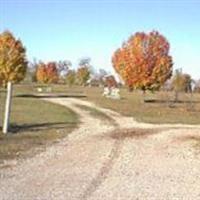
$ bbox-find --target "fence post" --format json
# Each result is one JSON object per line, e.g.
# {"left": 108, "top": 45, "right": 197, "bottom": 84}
{"left": 3, "top": 81, "right": 13, "bottom": 134}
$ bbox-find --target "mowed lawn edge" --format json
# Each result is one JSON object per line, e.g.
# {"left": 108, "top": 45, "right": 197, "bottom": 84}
{"left": 13, "top": 84, "right": 200, "bottom": 125}
{"left": 38, "top": 84, "right": 200, "bottom": 125}
{"left": 0, "top": 90, "right": 79, "bottom": 162}
{"left": 83, "top": 87, "right": 200, "bottom": 125}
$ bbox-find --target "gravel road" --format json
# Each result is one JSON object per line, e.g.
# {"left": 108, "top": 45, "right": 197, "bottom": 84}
{"left": 1, "top": 98, "right": 200, "bottom": 200}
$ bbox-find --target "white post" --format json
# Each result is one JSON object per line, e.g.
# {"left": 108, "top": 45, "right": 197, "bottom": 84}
{"left": 3, "top": 81, "right": 13, "bottom": 134}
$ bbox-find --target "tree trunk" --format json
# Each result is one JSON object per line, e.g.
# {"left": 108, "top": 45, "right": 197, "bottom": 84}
{"left": 174, "top": 91, "right": 179, "bottom": 102}
{"left": 142, "top": 89, "right": 146, "bottom": 102}
{"left": 3, "top": 81, "right": 13, "bottom": 134}
{"left": 189, "top": 90, "right": 194, "bottom": 111}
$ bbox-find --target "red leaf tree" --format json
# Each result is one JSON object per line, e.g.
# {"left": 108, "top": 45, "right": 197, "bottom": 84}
{"left": 76, "top": 66, "right": 90, "bottom": 86}
{"left": 104, "top": 75, "right": 117, "bottom": 88}
{"left": 112, "top": 31, "right": 173, "bottom": 92}
{"left": 36, "top": 62, "right": 58, "bottom": 84}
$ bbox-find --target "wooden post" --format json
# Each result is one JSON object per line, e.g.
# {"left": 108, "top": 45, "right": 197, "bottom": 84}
{"left": 3, "top": 81, "right": 12, "bottom": 134}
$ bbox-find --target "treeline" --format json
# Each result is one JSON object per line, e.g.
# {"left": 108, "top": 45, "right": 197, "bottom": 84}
{"left": 25, "top": 58, "right": 200, "bottom": 94}
{"left": 25, "top": 57, "right": 113, "bottom": 87}
{"left": 2, "top": 29, "right": 200, "bottom": 133}
{"left": 1, "top": 29, "right": 200, "bottom": 93}
{"left": 163, "top": 69, "right": 200, "bottom": 93}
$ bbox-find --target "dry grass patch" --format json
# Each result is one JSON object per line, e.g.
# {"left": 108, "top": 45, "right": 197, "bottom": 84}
{"left": 83, "top": 87, "right": 200, "bottom": 125}
{"left": 9, "top": 84, "right": 200, "bottom": 124}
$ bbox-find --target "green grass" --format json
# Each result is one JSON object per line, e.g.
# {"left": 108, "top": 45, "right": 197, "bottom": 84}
{"left": 83, "top": 87, "right": 200, "bottom": 124}
{"left": 43, "top": 84, "right": 200, "bottom": 125}
{"left": 0, "top": 87, "right": 79, "bottom": 162}
{"left": 1, "top": 83, "right": 199, "bottom": 162}
{"left": 6, "top": 84, "right": 200, "bottom": 125}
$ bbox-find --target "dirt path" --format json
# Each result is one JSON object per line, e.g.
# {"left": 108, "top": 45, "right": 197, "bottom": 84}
{"left": 1, "top": 98, "right": 200, "bottom": 200}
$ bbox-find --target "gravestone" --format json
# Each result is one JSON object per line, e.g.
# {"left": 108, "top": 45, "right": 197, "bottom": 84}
{"left": 102, "top": 87, "right": 111, "bottom": 97}
{"left": 46, "top": 87, "right": 52, "bottom": 92}
{"left": 102, "top": 87, "right": 120, "bottom": 99}
{"left": 37, "top": 87, "right": 43, "bottom": 92}
{"left": 110, "top": 88, "right": 120, "bottom": 99}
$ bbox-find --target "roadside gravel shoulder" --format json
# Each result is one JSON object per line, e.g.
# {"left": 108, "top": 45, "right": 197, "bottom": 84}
{"left": 0, "top": 97, "right": 200, "bottom": 200}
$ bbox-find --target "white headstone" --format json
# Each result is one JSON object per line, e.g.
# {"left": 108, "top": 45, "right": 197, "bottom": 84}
{"left": 110, "top": 88, "right": 120, "bottom": 99}
{"left": 46, "top": 87, "right": 52, "bottom": 92}
{"left": 37, "top": 87, "right": 43, "bottom": 92}
{"left": 102, "top": 87, "right": 110, "bottom": 97}
{"left": 103, "top": 87, "right": 120, "bottom": 99}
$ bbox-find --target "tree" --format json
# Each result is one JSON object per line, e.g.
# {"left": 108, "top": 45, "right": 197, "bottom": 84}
{"left": 0, "top": 31, "right": 27, "bottom": 86}
{"left": 78, "top": 57, "right": 91, "bottom": 68}
{"left": 76, "top": 57, "right": 92, "bottom": 86}
{"left": 36, "top": 61, "right": 58, "bottom": 84}
{"left": 27, "top": 58, "right": 40, "bottom": 83}
{"left": 182, "top": 74, "right": 192, "bottom": 93}
{"left": 98, "top": 69, "right": 108, "bottom": 86}
{"left": 171, "top": 69, "right": 192, "bottom": 101}
{"left": 24, "top": 60, "right": 37, "bottom": 83}
{"left": 104, "top": 75, "right": 118, "bottom": 88}
{"left": 57, "top": 60, "right": 71, "bottom": 77}
{"left": 76, "top": 66, "right": 90, "bottom": 86}
{"left": 194, "top": 80, "right": 200, "bottom": 93}
{"left": 87, "top": 69, "right": 108, "bottom": 87}
{"left": 0, "top": 30, "right": 27, "bottom": 133}
{"left": 66, "top": 69, "right": 76, "bottom": 86}
{"left": 112, "top": 31, "right": 173, "bottom": 93}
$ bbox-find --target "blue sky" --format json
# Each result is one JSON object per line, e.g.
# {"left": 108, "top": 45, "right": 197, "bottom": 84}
{"left": 1, "top": 0, "right": 200, "bottom": 79}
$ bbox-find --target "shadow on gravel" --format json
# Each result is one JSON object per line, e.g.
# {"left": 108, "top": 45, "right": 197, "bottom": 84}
{"left": 108, "top": 128, "right": 165, "bottom": 140}
{"left": 177, "top": 135, "right": 200, "bottom": 142}
{"left": 175, "top": 135, "right": 200, "bottom": 151}
{"left": 81, "top": 128, "right": 165, "bottom": 199}
{"left": 80, "top": 139, "right": 123, "bottom": 200}
{"left": 176, "top": 135, "right": 200, "bottom": 145}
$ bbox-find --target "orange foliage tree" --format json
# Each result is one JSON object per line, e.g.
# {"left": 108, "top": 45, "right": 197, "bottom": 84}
{"left": 112, "top": 31, "right": 173, "bottom": 92}
{"left": 66, "top": 69, "right": 76, "bottom": 86}
{"left": 76, "top": 66, "right": 90, "bottom": 86}
{"left": 0, "top": 31, "right": 27, "bottom": 86}
{"left": 36, "top": 62, "right": 58, "bottom": 84}
{"left": 104, "top": 75, "right": 117, "bottom": 88}
{"left": 0, "top": 30, "right": 27, "bottom": 133}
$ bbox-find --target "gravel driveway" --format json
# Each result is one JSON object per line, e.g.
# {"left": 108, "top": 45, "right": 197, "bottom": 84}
{"left": 0, "top": 98, "right": 200, "bottom": 200}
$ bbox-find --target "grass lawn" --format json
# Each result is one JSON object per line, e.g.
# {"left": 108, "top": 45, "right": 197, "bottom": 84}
{"left": 0, "top": 86, "right": 79, "bottom": 162}
{"left": 43, "top": 84, "right": 200, "bottom": 125}
{"left": 84, "top": 87, "right": 200, "bottom": 125}
{"left": 6, "top": 83, "right": 200, "bottom": 125}
{"left": 1, "top": 83, "right": 199, "bottom": 162}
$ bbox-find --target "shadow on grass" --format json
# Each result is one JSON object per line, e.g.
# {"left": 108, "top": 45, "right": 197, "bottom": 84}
{"left": 15, "top": 94, "right": 87, "bottom": 98}
{"left": 9, "top": 122, "right": 77, "bottom": 133}
{"left": 144, "top": 99, "right": 200, "bottom": 104}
